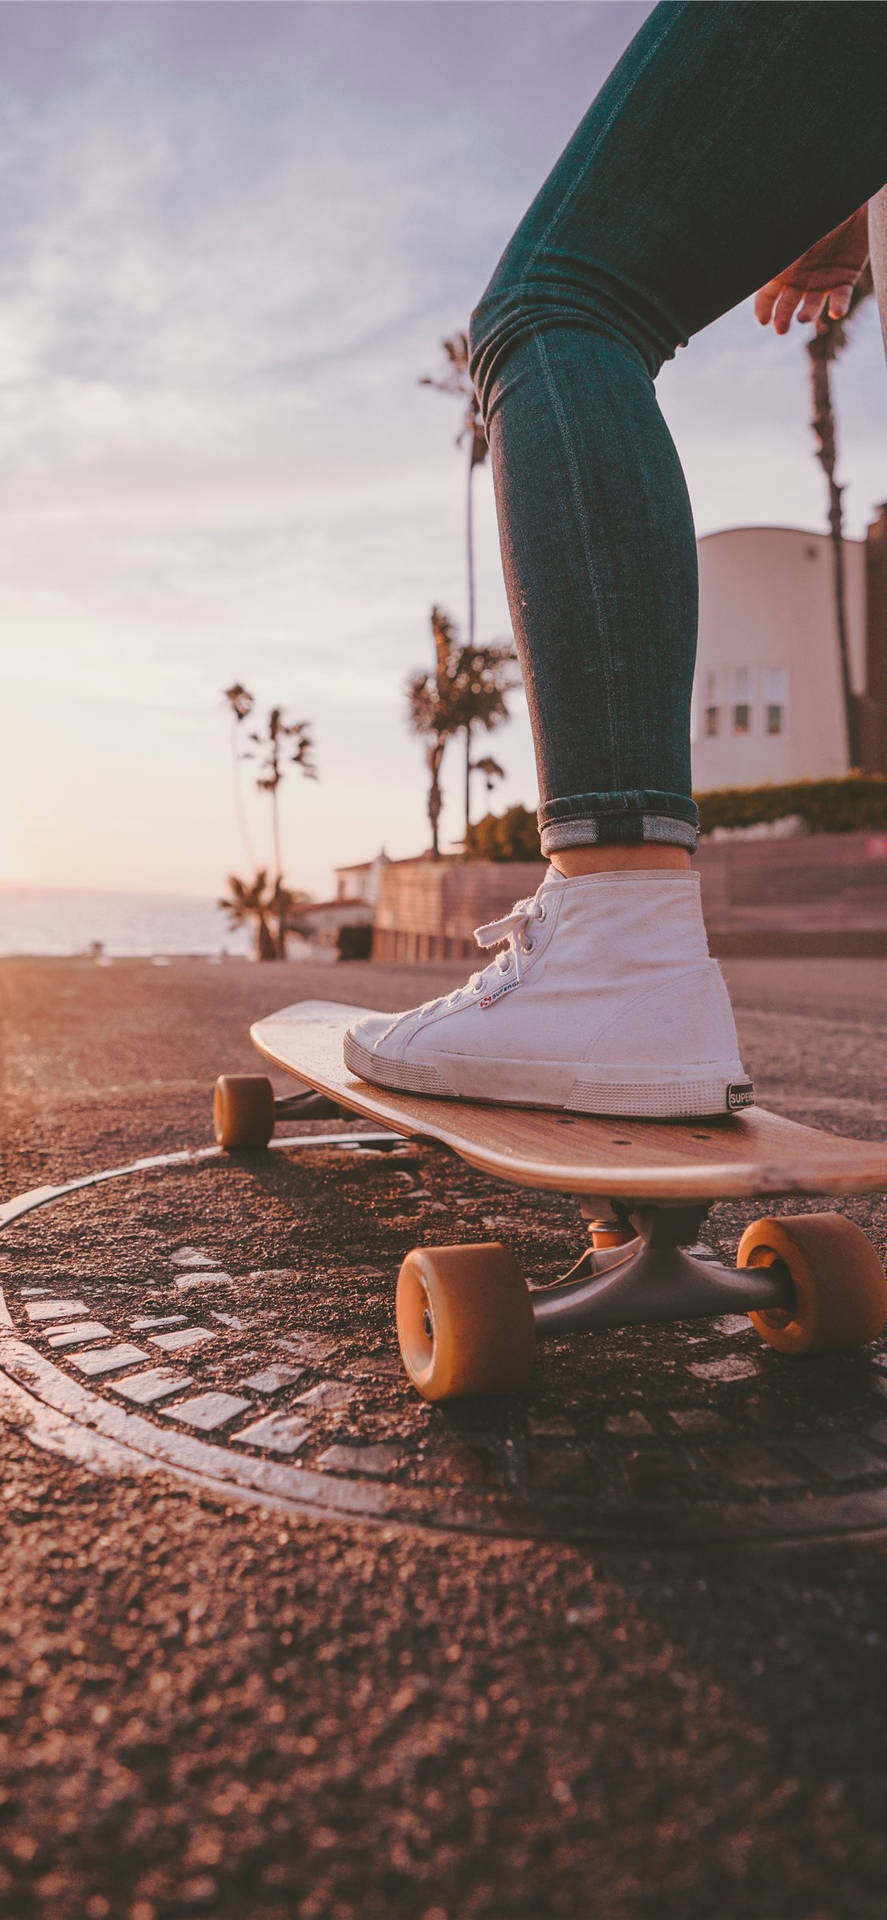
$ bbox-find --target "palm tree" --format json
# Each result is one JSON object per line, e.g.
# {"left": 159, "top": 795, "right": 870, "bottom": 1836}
{"left": 219, "top": 871, "right": 312, "bottom": 962}
{"left": 221, "top": 684, "right": 318, "bottom": 956}
{"left": 405, "top": 607, "right": 518, "bottom": 856}
{"left": 244, "top": 705, "right": 318, "bottom": 956}
{"left": 250, "top": 706, "right": 316, "bottom": 878}
{"left": 405, "top": 612, "right": 461, "bottom": 859}
{"left": 218, "top": 871, "right": 278, "bottom": 961}
{"left": 419, "top": 332, "right": 493, "bottom": 835}
{"left": 806, "top": 264, "right": 874, "bottom": 770}
{"left": 471, "top": 753, "right": 505, "bottom": 796}
{"left": 222, "top": 682, "right": 257, "bottom": 871}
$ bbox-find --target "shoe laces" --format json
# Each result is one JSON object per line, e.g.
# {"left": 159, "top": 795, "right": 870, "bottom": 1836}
{"left": 473, "top": 891, "right": 548, "bottom": 983}
{"left": 418, "top": 888, "right": 549, "bottom": 1018}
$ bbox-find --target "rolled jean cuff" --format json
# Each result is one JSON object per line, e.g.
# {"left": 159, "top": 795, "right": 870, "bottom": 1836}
{"left": 538, "top": 791, "right": 698, "bottom": 856}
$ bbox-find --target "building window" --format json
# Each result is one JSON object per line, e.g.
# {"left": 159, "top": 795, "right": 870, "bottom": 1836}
{"left": 763, "top": 669, "right": 789, "bottom": 738}
{"left": 729, "top": 668, "right": 754, "bottom": 734}
{"left": 705, "top": 706, "right": 719, "bottom": 737}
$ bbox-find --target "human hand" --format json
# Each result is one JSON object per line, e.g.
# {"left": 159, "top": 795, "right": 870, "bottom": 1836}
{"left": 754, "top": 202, "right": 870, "bottom": 335}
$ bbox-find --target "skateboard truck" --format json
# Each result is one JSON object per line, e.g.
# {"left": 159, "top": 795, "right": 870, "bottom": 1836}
{"left": 395, "top": 1205, "right": 887, "bottom": 1402}
{"left": 216, "top": 1006, "right": 887, "bottom": 1402}
{"left": 532, "top": 1200, "right": 794, "bottom": 1336}
{"left": 273, "top": 1088, "right": 347, "bottom": 1122}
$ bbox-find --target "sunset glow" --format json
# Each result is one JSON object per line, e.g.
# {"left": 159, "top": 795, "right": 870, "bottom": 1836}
{"left": 3, "top": 0, "right": 886, "bottom": 901}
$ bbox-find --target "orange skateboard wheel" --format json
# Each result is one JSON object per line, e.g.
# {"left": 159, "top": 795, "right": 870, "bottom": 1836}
{"left": 739, "top": 1212, "right": 887, "bottom": 1355}
{"left": 213, "top": 1074, "right": 275, "bottom": 1150}
{"left": 588, "top": 1221, "right": 635, "bottom": 1251}
{"left": 396, "top": 1242, "right": 535, "bottom": 1401}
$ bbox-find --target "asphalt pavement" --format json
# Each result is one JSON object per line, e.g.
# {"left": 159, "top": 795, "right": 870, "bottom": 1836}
{"left": 2, "top": 954, "right": 887, "bottom": 1920}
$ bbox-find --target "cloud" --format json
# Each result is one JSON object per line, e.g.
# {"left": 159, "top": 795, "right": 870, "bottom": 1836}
{"left": 3, "top": 1, "right": 884, "bottom": 899}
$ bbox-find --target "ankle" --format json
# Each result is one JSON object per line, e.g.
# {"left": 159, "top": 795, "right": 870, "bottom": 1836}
{"left": 551, "top": 845, "right": 692, "bottom": 878}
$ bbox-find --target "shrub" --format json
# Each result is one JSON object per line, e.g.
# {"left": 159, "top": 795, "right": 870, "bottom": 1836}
{"left": 336, "top": 923, "right": 374, "bottom": 961}
{"left": 464, "top": 777, "right": 887, "bottom": 857}
{"left": 465, "top": 805, "right": 541, "bottom": 862}
{"left": 696, "top": 774, "right": 887, "bottom": 836}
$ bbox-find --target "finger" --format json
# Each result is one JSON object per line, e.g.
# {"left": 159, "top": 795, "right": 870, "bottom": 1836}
{"left": 827, "top": 283, "right": 854, "bottom": 320}
{"left": 754, "top": 284, "right": 778, "bottom": 326}
{"left": 772, "top": 286, "right": 803, "bottom": 334}
{"left": 797, "top": 290, "right": 829, "bottom": 324}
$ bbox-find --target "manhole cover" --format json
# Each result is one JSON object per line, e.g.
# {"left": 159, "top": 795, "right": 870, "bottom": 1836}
{"left": 3, "top": 1131, "right": 887, "bottom": 1546}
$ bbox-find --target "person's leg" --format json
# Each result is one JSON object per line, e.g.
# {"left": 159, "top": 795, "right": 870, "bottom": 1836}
{"left": 468, "top": 0, "right": 887, "bottom": 865}
{"left": 346, "top": 2, "right": 887, "bottom": 1116}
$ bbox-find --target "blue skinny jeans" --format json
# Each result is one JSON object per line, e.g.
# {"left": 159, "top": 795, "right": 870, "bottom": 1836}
{"left": 468, "top": 1, "right": 887, "bottom": 855}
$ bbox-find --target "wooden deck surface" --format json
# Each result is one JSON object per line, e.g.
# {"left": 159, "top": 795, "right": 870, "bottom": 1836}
{"left": 251, "top": 1000, "right": 887, "bottom": 1203}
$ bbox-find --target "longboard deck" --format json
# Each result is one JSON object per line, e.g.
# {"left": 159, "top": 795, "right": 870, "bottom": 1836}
{"left": 251, "top": 1000, "right": 887, "bottom": 1204}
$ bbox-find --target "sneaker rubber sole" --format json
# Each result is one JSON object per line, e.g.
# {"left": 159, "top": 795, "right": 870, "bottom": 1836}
{"left": 343, "top": 1029, "right": 754, "bottom": 1121}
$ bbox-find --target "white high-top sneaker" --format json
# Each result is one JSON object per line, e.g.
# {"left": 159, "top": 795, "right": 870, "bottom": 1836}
{"left": 344, "top": 867, "right": 754, "bottom": 1120}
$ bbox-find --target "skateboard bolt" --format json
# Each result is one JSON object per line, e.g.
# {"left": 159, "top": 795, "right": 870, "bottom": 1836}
{"left": 422, "top": 1308, "right": 434, "bottom": 1342}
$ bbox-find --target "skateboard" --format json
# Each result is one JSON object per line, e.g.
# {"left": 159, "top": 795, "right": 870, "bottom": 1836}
{"left": 213, "top": 999, "right": 887, "bottom": 1402}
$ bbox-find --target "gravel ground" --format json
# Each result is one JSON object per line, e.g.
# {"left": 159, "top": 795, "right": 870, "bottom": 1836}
{"left": 2, "top": 955, "right": 887, "bottom": 1920}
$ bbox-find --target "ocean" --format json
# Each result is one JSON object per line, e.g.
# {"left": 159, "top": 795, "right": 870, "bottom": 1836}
{"left": 0, "top": 884, "right": 254, "bottom": 959}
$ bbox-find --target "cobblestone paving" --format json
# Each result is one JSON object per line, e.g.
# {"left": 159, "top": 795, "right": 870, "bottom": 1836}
{"left": 4, "top": 1133, "right": 887, "bottom": 1546}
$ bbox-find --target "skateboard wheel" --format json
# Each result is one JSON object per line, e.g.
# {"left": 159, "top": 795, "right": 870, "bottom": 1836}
{"left": 588, "top": 1222, "right": 635, "bottom": 1252}
{"left": 213, "top": 1074, "right": 275, "bottom": 1150}
{"left": 396, "top": 1242, "right": 536, "bottom": 1401}
{"left": 739, "top": 1212, "right": 887, "bottom": 1355}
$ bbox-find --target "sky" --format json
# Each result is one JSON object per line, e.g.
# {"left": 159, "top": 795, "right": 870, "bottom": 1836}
{"left": 3, "top": 0, "right": 887, "bottom": 903}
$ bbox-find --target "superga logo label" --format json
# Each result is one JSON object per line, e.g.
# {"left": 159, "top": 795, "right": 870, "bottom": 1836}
{"left": 479, "top": 979, "right": 519, "bottom": 1010}
{"left": 726, "top": 1083, "right": 755, "bottom": 1111}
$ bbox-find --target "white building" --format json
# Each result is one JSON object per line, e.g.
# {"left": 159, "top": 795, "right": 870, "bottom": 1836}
{"left": 333, "top": 849, "right": 390, "bottom": 907}
{"left": 290, "top": 896, "right": 372, "bottom": 949}
{"left": 692, "top": 508, "right": 887, "bottom": 791}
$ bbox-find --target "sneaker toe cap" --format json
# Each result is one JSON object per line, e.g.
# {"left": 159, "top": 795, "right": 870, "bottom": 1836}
{"left": 347, "top": 1010, "right": 400, "bottom": 1054}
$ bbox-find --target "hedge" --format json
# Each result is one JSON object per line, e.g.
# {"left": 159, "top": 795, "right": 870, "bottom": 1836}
{"left": 465, "top": 805, "right": 542, "bottom": 862}
{"left": 465, "top": 777, "right": 887, "bottom": 859}
{"left": 696, "top": 775, "right": 887, "bottom": 835}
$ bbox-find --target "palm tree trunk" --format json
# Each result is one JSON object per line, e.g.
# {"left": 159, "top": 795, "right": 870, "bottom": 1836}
{"left": 428, "top": 742, "right": 444, "bottom": 858}
{"left": 464, "top": 438, "right": 477, "bottom": 846}
{"left": 809, "top": 334, "right": 861, "bottom": 769}
{"left": 256, "top": 913, "right": 275, "bottom": 962}
{"left": 826, "top": 476, "right": 859, "bottom": 769}
{"left": 230, "top": 715, "right": 256, "bottom": 870}
{"left": 271, "top": 783, "right": 283, "bottom": 883}
{"left": 270, "top": 784, "right": 288, "bottom": 958}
